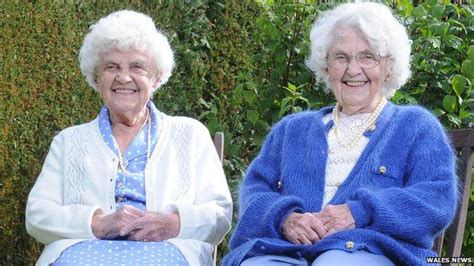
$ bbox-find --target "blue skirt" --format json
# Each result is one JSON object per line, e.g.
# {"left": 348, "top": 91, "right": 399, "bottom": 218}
{"left": 52, "top": 239, "right": 188, "bottom": 265}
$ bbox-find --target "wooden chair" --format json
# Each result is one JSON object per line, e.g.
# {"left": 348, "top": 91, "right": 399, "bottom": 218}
{"left": 212, "top": 132, "right": 225, "bottom": 266}
{"left": 433, "top": 128, "right": 474, "bottom": 257}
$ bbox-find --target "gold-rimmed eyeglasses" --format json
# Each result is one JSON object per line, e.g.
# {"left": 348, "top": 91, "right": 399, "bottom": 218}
{"left": 327, "top": 51, "right": 382, "bottom": 70}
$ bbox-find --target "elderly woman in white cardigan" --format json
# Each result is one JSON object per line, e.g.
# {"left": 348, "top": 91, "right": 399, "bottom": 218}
{"left": 26, "top": 10, "right": 232, "bottom": 266}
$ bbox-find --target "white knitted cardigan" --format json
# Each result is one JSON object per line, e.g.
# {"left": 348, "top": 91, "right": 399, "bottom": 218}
{"left": 26, "top": 115, "right": 232, "bottom": 266}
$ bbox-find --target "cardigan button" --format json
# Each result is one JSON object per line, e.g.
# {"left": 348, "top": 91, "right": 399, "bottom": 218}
{"left": 379, "top": 166, "right": 387, "bottom": 174}
{"left": 368, "top": 124, "right": 376, "bottom": 131}
{"left": 345, "top": 241, "right": 354, "bottom": 249}
{"left": 277, "top": 181, "right": 282, "bottom": 190}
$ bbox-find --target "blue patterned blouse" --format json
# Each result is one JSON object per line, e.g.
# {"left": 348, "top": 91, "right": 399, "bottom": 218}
{"left": 53, "top": 101, "right": 188, "bottom": 266}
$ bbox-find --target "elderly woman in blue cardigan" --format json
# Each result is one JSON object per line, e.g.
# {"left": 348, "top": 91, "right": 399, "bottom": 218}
{"left": 224, "top": 2, "right": 456, "bottom": 266}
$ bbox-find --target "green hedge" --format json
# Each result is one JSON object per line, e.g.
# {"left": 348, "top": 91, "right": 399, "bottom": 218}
{"left": 1, "top": 0, "right": 472, "bottom": 264}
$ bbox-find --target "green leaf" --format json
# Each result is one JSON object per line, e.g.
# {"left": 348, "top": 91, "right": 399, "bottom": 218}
{"left": 459, "top": 109, "right": 472, "bottom": 119}
{"left": 447, "top": 19, "right": 466, "bottom": 33}
{"left": 443, "top": 95, "right": 458, "bottom": 113}
{"left": 243, "top": 90, "right": 256, "bottom": 104}
{"left": 245, "top": 81, "right": 257, "bottom": 91}
{"left": 295, "top": 95, "right": 310, "bottom": 106}
{"left": 246, "top": 110, "right": 259, "bottom": 126}
{"left": 235, "top": 83, "right": 244, "bottom": 97}
{"left": 438, "top": 81, "right": 452, "bottom": 94}
{"left": 431, "top": 5, "right": 445, "bottom": 20}
{"left": 256, "top": 120, "right": 270, "bottom": 131}
{"left": 447, "top": 113, "right": 461, "bottom": 127}
{"left": 292, "top": 106, "right": 303, "bottom": 113}
{"left": 412, "top": 6, "right": 425, "bottom": 18}
{"left": 461, "top": 60, "right": 474, "bottom": 79}
{"left": 432, "top": 22, "right": 449, "bottom": 36}
{"left": 198, "top": 98, "right": 211, "bottom": 109}
{"left": 468, "top": 45, "right": 474, "bottom": 61}
{"left": 433, "top": 108, "right": 446, "bottom": 117}
{"left": 395, "top": 0, "right": 414, "bottom": 16}
{"left": 206, "top": 117, "right": 219, "bottom": 133}
{"left": 451, "top": 75, "right": 467, "bottom": 97}
{"left": 444, "top": 35, "right": 462, "bottom": 49}
{"left": 279, "top": 97, "right": 291, "bottom": 118}
{"left": 427, "top": 37, "right": 441, "bottom": 49}
{"left": 287, "top": 83, "right": 297, "bottom": 93}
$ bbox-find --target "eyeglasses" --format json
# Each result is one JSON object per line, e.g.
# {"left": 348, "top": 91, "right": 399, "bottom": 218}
{"left": 327, "top": 51, "right": 382, "bottom": 70}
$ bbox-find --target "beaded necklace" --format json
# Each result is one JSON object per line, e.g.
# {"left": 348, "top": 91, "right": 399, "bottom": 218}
{"left": 117, "top": 108, "right": 151, "bottom": 176}
{"left": 331, "top": 97, "right": 387, "bottom": 152}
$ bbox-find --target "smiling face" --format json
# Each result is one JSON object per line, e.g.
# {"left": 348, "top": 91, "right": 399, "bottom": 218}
{"left": 96, "top": 49, "right": 159, "bottom": 120}
{"left": 327, "top": 27, "right": 386, "bottom": 114}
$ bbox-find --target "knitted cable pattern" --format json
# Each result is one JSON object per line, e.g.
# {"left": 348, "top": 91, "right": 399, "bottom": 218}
{"left": 169, "top": 119, "right": 192, "bottom": 202}
{"left": 64, "top": 128, "right": 89, "bottom": 204}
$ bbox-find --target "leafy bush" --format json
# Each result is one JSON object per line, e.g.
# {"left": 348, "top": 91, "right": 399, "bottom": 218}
{"left": 393, "top": 0, "right": 473, "bottom": 129}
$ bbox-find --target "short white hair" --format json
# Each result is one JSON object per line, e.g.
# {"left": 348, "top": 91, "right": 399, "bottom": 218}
{"left": 306, "top": 2, "right": 412, "bottom": 98}
{"left": 79, "top": 10, "right": 174, "bottom": 92}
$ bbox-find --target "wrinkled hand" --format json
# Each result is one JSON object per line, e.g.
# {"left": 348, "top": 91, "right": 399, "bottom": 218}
{"left": 119, "top": 210, "right": 180, "bottom": 242}
{"left": 318, "top": 204, "right": 355, "bottom": 236}
{"left": 92, "top": 205, "right": 145, "bottom": 239}
{"left": 282, "top": 212, "right": 327, "bottom": 245}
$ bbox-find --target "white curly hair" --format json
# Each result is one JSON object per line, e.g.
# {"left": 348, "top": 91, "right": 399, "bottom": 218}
{"left": 79, "top": 10, "right": 174, "bottom": 92}
{"left": 306, "top": 2, "right": 412, "bottom": 98}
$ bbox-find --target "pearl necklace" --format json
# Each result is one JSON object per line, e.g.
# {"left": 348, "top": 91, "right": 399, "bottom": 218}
{"left": 331, "top": 97, "right": 387, "bottom": 152}
{"left": 117, "top": 108, "right": 151, "bottom": 176}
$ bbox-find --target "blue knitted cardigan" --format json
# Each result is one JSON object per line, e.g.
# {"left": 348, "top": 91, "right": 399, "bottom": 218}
{"left": 223, "top": 103, "right": 457, "bottom": 266}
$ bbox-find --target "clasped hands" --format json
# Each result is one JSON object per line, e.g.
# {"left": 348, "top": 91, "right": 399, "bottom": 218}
{"left": 92, "top": 205, "right": 180, "bottom": 242}
{"left": 282, "top": 204, "right": 355, "bottom": 245}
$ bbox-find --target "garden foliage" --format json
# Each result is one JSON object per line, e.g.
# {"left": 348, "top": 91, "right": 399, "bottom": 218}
{"left": 1, "top": 0, "right": 472, "bottom": 264}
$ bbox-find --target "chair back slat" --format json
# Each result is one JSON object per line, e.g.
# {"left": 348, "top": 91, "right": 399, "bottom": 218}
{"left": 446, "top": 145, "right": 473, "bottom": 257}
{"left": 212, "top": 132, "right": 224, "bottom": 266}
{"left": 214, "top": 132, "right": 224, "bottom": 165}
{"left": 434, "top": 128, "right": 474, "bottom": 257}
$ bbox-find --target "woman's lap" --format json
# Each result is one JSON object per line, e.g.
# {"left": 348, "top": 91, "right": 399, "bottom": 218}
{"left": 241, "top": 250, "right": 394, "bottom": 266}
{"left": 52, "top": 239, "right": 188, "bottom": 265}
{"left": 241, "top": 254, "right": 308, "bottom": 266}
{"left": 312, "top": 250, "right": 394, "bottom": 265}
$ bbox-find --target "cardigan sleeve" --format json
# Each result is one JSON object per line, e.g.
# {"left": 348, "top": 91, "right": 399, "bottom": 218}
{"left": 25, "top": 132, "right": 101, "bottom": 244}
{"left": 170, "top": 121, "right": 233, "bottom": 246}
{"left": 346, "top": 112, "right": 457, "bottom": 248}
{"left": 229, "top": 122, "right": 306, "bottom": 249}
